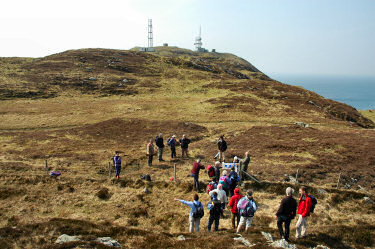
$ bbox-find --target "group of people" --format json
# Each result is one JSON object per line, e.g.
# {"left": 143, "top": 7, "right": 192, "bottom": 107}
{"left": 176, "top": 185, "right": 314, "bottom": 241}
{"left": 146, "top": 133, "right": 191, "bottom": 166}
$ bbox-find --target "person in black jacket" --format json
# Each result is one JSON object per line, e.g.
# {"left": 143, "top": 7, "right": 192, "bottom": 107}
{"left": 155, "top": 133, "right": 165, "bottom": 162}
{"left": 216, "top": 135, "right": 227, "bottom": 162}
{"left": 179, "top": 134, "right": 191, "bottom": 158}
{"left": 276, "top": 187, "right": 297, "bottom": 242}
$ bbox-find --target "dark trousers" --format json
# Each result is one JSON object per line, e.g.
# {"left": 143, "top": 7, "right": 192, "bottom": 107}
{"left": 208, "top": 215, "right": 220, "bottom": 231}
{"left": 231, "top": 212, "right": 240, "bottom": 229}
{"left": 115, "top": 166, "right": 121, "bottom": 177}
{"left": 171, "top": 147, "right": 176, "bottom": 158}
{"left": 192, "top": 173, "right": 199, "bottom": 191}
{"left": 277, "top": 216, "right": 291, "bottom": 241}
{"left": 148, "top": 155, "right": 153, "bottom": 166}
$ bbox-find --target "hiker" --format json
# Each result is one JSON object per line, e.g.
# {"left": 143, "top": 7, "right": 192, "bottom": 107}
{"left": 113, "top": 151, "right": 122, "bottom": 179}
{"left": 155, "top": 133, "right": 165, "bottom": 162}
{"left": 214, "top": 161, "right": 221, "bottom": 183}
{"left": 167, "top": 135, "right": 177, "bottom": 158}
{"left": 228, "top": 165, "right": 239, "bottom": 197}
{"left": 276, "top": 187, "right": 297, "bottom": 242}
{"left": 219, "top": 170, "right": 230, "bottom": 196}
{"left": 191, "top": 159, "right": 205, "bottom": 192}
{"left": 240, "top": 151, "right": 251, "bottom": 180}
{"left": 216, "top": 135, "right": 227, "bottom": 162}
{"left": 206, "top": 181, "right": 217, "bottom": 194}
{"left": 209, "top": 184, "right": 227, "bottom": 217}
{"left": 207, "top": 192, "right": 222, "bottom": 232}
{"left": 296, "top": 186, "right": 312, "bottom": 239}
{"left": 174, "top": 194, "right": 204, "bottom": 233}
{"left": 146, "top": 139, "right": 155, "bottom": 166}
{"left": 236, "top": 189, "right": 257, "bottom": 234}
{"left": 179, "top": 134, "right": 191, "bottom": 158}
{"left": 228, "top": 188, "right": 243, "bottom": 230}
{"left": 233, "top": 156, "right": 240, "bottom": 163}
{"left": 207, "top": 164, "right": 216, "bottom": 180}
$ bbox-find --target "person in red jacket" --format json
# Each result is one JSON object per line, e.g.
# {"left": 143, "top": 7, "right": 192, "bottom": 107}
{"left": 228, "top": 188, "right": 243, "bottom": 230}
{"left": 296, "top": 186, "right": 312, "bottom": 239}
{"left": 191, "top": 159, "right": 205, "bottom": 192}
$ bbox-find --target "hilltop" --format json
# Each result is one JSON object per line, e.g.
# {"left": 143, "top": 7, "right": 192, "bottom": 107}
{"left": 0, "top": 47, "right": 374, "bottom": 249}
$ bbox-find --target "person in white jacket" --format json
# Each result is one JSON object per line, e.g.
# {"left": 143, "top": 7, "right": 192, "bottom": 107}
{"left": 209, "top": 184, "right": 227, "bottom": 217}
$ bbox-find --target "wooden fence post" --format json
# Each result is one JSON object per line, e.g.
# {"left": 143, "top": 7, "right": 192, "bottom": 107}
{"left": 337, "top": 172, "right": 341, "bottom": 188}
{"left": 45, "top": 160, "right": 48, "bottom": 175}
{"left": 174, "top": 163, "right": 177, "bottom": 181}
{"left": 295, "top": 169, "right": 299, "bottom": 183}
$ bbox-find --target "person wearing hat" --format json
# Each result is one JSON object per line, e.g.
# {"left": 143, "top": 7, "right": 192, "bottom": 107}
{"left": 113, "top": 151, "right": 122, "bottom": 179}
{"left": 167, "top": 135, "right": 177, "bottom": 158}
{"left": 209, "top": 184, "right": 227, "bottom": 218}
{"left": 228, "top": 188, "right": 243, "bottom": 230}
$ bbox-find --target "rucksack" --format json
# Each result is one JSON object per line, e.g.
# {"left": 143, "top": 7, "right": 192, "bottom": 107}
{"left": 219, "top": 176, "right": 230, "bottom": 189}
{"left": 192, "top": 202, "right": 204, "bottom": 218}
{"left": 207, "top": 200, "right": 214, "bottom": 211}
{"left": 230, "top": 172, "right": 238, "bottom": 185}
{"left": 309, "top": 195, "right": 317, "bottom": 213}
{"left": 239, "top": 198, "right": 256, "bottom": 217}
{"left": 207, "top": 165, "right": 215, "bottom": 177}
{"left": 206, "top": 183, "right": 214, "bottom": 194}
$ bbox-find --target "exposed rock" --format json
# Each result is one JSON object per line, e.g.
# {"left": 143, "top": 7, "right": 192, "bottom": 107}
{"left": 87, "top": 67, "right": 93, "bottom": 72}
{"left": 311, "top": 245, "right": 330, "bottom": 249}
{"left": 261, "top": 231, "right": 274, "bottom": 242}
{"left": 122, "top": 79, "right": 129, "bottom": 83}
{"left": 363, "top": 197, "right": 374, "bottom": 205}
{"left": 144, "top": 187, "right": 150, "bottom": 194}
{"left": 177, "top": 235, "right": 186, "bottom": 241}
{"left": 96, "top": 237, "right": 121, "bottom": 247}
{"left": 55, "top": 234, "right": 80, "bottom": 244}
{"left": 295, "top": 122, "right": 309, "bottom": 128}
{"left": 89, "top": 77, "right": 97, "bottom": 81}
{"left": 234, "top": 234, "right": 254, "bottom": 247}
{"left": 317, "top": 188, "right": 327, "bottom": 194}
{"left": 233, "top": 234, "right": 255, "bottom": 247}
{"left": 308, "top": 100, "right": 321, "bottom": 109}
{"left": 270, "top": 239, "right": 297, "bottom": 249}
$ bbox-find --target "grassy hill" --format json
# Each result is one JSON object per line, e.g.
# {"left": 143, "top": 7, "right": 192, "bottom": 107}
{"left": 0, "top": 47, "right": 374, "bottom": 249}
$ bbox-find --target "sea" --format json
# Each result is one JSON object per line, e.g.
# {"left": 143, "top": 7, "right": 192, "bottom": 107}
{"left": 269, "top": 74, "right": 375, "bottom": 110}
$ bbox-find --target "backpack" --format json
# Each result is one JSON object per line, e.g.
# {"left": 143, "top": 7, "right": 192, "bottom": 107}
{"left": 309, "top": 195, "right": 317, "bottom": 213}
{"left": 239, "top": 198, "right": 256, "bottom": 217}
{"left": 207, "top": 165, "right": 215, "bottom": 177}
{"left": 219, "top": 176, "right": 230, "bottom": 189}
{"left": 207, "top": 200, "right": 214, "bottom": 211}
{"left": 192, "top": 202, "right": 204, "bottom": 218}
{"left": 206, "top": 183, "right": 214, "bottom": 194}
{"left": 230, "top": 172, "right": 238, "bottom": 185}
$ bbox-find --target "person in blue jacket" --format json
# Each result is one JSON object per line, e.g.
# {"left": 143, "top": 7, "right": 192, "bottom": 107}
{"left": 113, "top": 151, "right": 122, "bottom": 179}
{"left": 167, "top": 135, "right": 177, "bottom": 158}
{"left": 174, "top": 194, "right": 204, "bottom": 233}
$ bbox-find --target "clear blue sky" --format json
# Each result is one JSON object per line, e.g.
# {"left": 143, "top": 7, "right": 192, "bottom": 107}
{"left": 1, "top": 0, "right": 374, "bottom": 77}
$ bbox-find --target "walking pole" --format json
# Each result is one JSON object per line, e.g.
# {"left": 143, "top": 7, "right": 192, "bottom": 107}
{"left": 45, "top": 160, "right": 48, "bottom": 175}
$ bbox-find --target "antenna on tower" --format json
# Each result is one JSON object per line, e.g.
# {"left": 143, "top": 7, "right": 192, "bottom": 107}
{"left": 139, "top": 19, "right": 155, "bottom": 52}
{"left": 148, "top": 19, "right": 153, "bottom": 48}
{"left": 194, "top": 26, "right": 203, "bottom": 52}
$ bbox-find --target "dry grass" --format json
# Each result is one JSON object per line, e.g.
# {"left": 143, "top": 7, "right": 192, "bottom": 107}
{"left": 0, "top": 47, "right": 374, "bottom": 248}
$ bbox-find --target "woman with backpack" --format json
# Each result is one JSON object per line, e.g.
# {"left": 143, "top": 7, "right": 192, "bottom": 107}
{"left": 236, "top": 189, "right": 257, "bottom": 234}
{"left": 228, "top": 188, "right": 243, "bottom": 230}
{"left": 207, "top": 192, "right": 222, "bottom": 232}
{"left": 174, "top": 194, "right": 204, "bottom": 233}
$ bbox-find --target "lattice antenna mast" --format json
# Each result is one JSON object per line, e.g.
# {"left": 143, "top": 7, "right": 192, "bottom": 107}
{"left": 148, "top": 19, "right": 153, "bottom": 48}
{"left": 194, "top": 26, "right": 202, "bottom": 51}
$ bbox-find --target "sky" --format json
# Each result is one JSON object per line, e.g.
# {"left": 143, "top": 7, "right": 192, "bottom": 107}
{"left": 1, "top": 0, "right": 375, "bottom": 77}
